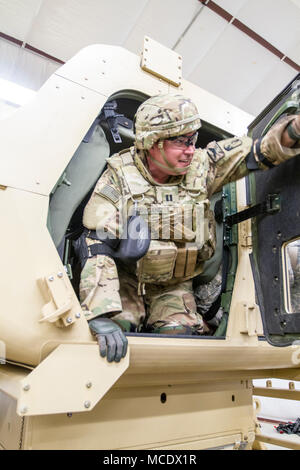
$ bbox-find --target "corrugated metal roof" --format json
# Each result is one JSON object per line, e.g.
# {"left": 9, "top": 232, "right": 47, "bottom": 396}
{"left": 0, "top": 0, "right": 299, "bottom": 115}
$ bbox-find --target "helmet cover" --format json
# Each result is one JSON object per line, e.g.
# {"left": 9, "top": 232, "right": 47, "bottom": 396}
{"left": 135, "top": 94, "right": 201, "bottom": 150}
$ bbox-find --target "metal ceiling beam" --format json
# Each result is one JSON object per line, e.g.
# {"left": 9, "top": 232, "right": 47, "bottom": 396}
{"left": 199, "top": 0, "right": 300, "bottom": 72}
{"left": 0, "top": 32, "right": 65, "bottom": 64}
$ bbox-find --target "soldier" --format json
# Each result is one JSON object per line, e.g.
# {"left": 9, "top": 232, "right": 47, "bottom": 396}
{"left": 76, "top": 94, "right": 300, "bottom": 362}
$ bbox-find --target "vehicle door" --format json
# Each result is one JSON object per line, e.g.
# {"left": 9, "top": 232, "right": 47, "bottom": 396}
{"left": 247, "top": 73, "right": 300, "bottom": 346}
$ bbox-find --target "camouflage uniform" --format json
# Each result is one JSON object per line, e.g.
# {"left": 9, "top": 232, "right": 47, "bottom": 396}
{"left": 79, "top": 94, "right": 300, "bottom": 334}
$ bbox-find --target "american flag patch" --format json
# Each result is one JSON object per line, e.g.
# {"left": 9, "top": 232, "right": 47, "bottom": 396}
{"left": 98, "top": 184, "right": 121, "bottom": 203}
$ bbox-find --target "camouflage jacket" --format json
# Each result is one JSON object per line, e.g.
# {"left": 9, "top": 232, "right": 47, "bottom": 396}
{"left": 82, "top": 116, "right": 300, "bottom": 284}
{"left": 83, "top": 135, "right": 253, "bottom": 282}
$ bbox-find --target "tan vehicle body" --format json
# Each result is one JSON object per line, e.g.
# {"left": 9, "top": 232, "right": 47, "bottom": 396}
{"left": 0, "top": 38, "right": 299, "bottom": 450}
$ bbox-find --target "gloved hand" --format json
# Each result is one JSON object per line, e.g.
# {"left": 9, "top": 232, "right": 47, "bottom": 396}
{"left": 261, "top": 115, "right": 300, "bottom": 166}
{"left": 88, "top": 317, "right": 128, "bottom": 363}
{"left": 281, "top": 114, "right": 300, "bottom": 147}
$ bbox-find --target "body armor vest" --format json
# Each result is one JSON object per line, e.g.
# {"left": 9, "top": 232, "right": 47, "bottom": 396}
{"left": 107, "top": 147, "right": 216, "bottom": 284}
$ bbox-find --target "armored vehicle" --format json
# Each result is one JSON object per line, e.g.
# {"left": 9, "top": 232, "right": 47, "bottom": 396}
{"left": 0, "top": 37, "right": 300, "bottom": 450}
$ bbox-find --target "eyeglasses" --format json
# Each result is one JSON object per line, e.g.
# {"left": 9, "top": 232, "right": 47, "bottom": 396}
{"left": 167, "top": 132, "right": 198, "bottom": 149}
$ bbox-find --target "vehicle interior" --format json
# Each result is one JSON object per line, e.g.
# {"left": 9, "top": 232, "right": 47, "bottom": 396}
{"left": 47, "top": 89, "right": 237, "bottom": 340}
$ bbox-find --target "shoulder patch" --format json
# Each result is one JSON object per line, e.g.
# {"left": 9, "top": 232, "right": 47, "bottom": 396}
{"left": 223, "top": 138, "right": 242, "bottom": 151}
{"left": 206, "top": 142, "right": 225, "bottom": 163}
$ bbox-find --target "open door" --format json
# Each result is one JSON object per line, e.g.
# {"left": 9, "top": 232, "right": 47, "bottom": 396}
{"left": 248, "top": 73, "right": 300, "bottom": 346}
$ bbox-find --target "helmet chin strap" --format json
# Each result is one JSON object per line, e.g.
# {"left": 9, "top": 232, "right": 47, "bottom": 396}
{"left": 148, "top": 140, "right": 192, "bottom": 175}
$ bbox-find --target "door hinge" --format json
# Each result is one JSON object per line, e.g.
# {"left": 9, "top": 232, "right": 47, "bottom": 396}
{"left": 37, "top": 271, "right": 78, "bottom": 327}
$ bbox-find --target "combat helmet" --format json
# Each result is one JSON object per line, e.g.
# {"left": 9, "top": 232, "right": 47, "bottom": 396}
{"left": 135, "top": 94, "right": 202, "bottom": 150}
{"left": 134, "top": 94, "right": 202, "bottom": 175}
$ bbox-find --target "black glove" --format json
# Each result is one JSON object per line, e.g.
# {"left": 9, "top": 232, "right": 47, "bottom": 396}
{"left": 88, "top": 317, "right": 128, "bottom": 363}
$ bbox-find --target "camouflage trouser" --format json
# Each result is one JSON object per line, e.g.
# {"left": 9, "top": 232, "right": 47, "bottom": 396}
{"left": 194, "top": 265, "right": 222, "bottom": 316}
{"left": 79, "top": 254, "right": 122, "bottom": 320}
{"left": 79, "top": 250, "right": 146, "bottom": 331}
{"left": 79, "top": 254, "right": 203, "bottom": 334}
{"left": 79, "top": 251, "right": 221, "bottom": 335}
{"left": 144, "top": 281, "right": 204, "bottom": 334}
{"left": 193, "top": 265, "right": 223, "bottom": 331}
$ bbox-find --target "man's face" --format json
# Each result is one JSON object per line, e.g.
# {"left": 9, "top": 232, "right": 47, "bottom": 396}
{"left": 147, "top": 132, "right": 197, "bottom": 178}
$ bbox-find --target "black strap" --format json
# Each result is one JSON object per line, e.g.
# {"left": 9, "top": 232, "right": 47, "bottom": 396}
{"left": 73, "top": 232, "right": 115, "bottom": 268}
{"left": 225, "top": 194, "right": 280, "bottom": 227}
{"left": 246, "top": 139, "right": 275, "bottom": 170}
{"left": 88, "top": 243, "right": 115, "bottom": 258}
{"left": 214, "top": 198, "right": 224, "bottom": 223}
{"left": 246, "top": 148, "right": 260, "bottom": 170}
{"left": 225, "top": 203, "right": 266, "bottom": 227}
{"left": 202, "top": 296, "right": 221, "bottom": 322}
{"left": 85, "top": 229, "right": 120, "bottom": 249}
{"left": 77, "top": 217, "right": 151, "bottom": 265}
{"left": 255, "top": 139, "right": 275, "bottom": 168}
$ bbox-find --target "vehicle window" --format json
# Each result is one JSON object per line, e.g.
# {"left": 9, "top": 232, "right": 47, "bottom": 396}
{"left": 284, "top": 239, "right": 300, "bottom": 313}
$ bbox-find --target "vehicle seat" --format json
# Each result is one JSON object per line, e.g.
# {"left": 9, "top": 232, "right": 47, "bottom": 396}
{"left": 47, "top": 91, "right": 147, "bottom": 260}
{"left": 47, "top": 123, "right": 110, "bottom": 254}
